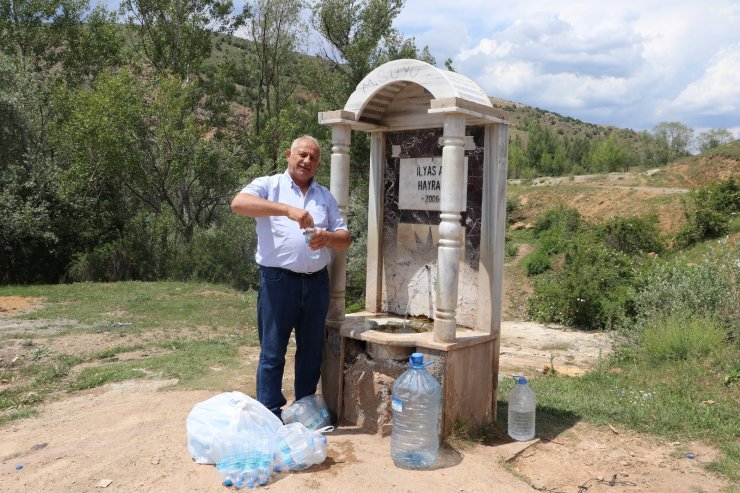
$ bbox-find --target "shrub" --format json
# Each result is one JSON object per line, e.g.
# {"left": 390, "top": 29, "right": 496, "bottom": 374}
{"left": 641, "top": 312, "right": 727, "bottom": 363}
{"left": 505, "top": 242, "right": 519, "bottom": 258}
{"left": 597, "top": 214, "right": 665, "bottom": 255}
{"left": 524, "top": 250, "right": 551, "bottom": 276}
{"left": 675, "top": 178, "right": 739, "bottom": 247}
{"left": 532, "top": 206, "right": 581, "bottom": 238}
{"left": 527, "top": 233, "right": 635, "bottom": 330}
{"left": 171, "top": 213, "right": 258, "bottom": 290}
{"left": 633, "top": 240, "right": 739, "bottom": 331}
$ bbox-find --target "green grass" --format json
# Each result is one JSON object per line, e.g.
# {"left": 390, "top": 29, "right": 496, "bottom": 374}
{"left": 0, "top": 281, "right": 260, "bottom": 423}
{"left": 496, "top": 341, "right": 740, "bottom": 481}
{"left": 0, "top": 281, "right": 257, "bottom": 334}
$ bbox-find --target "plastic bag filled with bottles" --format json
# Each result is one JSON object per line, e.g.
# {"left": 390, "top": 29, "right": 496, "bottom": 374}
{"left": 186, "top": 391, "right": 282, "bottom": 464}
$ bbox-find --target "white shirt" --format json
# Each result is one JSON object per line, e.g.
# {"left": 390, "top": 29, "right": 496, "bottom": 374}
{"left": 242, "top": 171, "right": 348, "bottom": 273}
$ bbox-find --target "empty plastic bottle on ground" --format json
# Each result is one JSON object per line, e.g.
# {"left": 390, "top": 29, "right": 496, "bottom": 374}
{"left": 391, "top": 352, "right": 441, "bottom": 469}
{"left": 507, "top": 375, "right": 536, "bottom": 441}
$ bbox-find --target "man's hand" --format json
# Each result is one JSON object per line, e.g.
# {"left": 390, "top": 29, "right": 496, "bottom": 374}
{"left": 232, "top": 193, "right": 314, "bottom": 228}
{"left": 287, "top": 206, "right": 314, "bottom": 229}
{"left": 308, "top": 228, "right": 351, "bottom": 251}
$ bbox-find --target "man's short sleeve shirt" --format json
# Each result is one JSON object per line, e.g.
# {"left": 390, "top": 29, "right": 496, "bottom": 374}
{"left": 242, "top": 171, "right": 347, "bottom": 273}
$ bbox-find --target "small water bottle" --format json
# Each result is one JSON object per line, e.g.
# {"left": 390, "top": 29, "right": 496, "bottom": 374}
{"left": 304, "top": 227, "right": 321, "bottom": 263}
{"left": 212, "top": 434, "right": 246, "bottom": 488}
{"left": 507, "top": 375, "right": 536, "bottom": 441}
{"left": 391, "top": 352, "right": 441, "bottom": 469}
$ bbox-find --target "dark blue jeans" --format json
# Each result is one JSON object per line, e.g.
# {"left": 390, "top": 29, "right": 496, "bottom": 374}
{"left": 256, "top": 265, "right": 330, "bottom": 419}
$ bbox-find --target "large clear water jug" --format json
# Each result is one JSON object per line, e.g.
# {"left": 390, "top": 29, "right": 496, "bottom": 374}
{"left": 507, "top": 375, "right": 536, "bottom": 441}
{"left": 391, "top": 352, "right": 441, "bottom": 469}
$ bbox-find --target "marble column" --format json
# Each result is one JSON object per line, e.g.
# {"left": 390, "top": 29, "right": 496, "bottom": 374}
{"left": 434, "top": 114, "right": 466, "bottom": 342}
{"left": 365, "top": 132, "right": 385, "bottom": 313}
{"left": 328, "top": 124, "right": 351, "bottom": 322}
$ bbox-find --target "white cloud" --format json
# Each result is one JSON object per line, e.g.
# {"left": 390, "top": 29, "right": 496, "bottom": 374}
{"left": 396, "top": 0, "right": 740, "bottom": 131}
{"left": 670, "top": 45, "right": 740, "bottom": 115}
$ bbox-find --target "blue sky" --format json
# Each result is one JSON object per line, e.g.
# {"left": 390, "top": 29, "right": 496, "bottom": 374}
{"left": 393, "top": 0, "right": 740, "bottom": 136}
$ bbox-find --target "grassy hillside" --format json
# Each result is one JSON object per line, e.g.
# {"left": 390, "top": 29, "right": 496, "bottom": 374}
{"left": 507, "top": 140, "right": 740, "bottom": 235}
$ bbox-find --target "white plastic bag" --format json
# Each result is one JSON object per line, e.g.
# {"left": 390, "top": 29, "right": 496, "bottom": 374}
{"left": 281, "top": 394, "right": 331, "bottom": 430}
{"left": 186, "top": 391, "right": 282, "bottom": 464}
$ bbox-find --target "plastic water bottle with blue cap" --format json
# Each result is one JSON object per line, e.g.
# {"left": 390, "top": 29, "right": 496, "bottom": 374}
{"left": 507, "top": 375, "right": 536, "bottom": 441}
{"left": 391, "top": 352, "right": 441, "bottom": 469}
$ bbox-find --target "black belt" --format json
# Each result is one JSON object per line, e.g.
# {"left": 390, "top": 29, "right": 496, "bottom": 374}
{"left": 262, "top": 265, "right": 327, "bottom": 277}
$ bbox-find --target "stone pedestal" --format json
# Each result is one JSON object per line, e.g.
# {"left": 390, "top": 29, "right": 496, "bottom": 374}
{"left": 322, "top": 313, "right": 496, "bottom": 438}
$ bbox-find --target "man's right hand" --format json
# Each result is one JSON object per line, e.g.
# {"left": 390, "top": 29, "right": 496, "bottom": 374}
{"left": 287, "top": 206, "right": 314, "bottom": 229}
{"left": 232, "top": 193, "right": 313, "bottom": 229}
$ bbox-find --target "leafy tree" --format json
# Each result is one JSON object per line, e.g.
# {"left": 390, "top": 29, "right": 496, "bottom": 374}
{"left": 0, "top": 52, "right": 39, "bottom": 168}
{"left": 63, "top": 5, "right": 123, "bottom": 83}
{"left": 240, "top": 0, "right": 304, "bottom": 130}
{"left": 697, "top": 128, "right": 735, "bottom": 153}
{"left": 239, "top": 0, "right": 305, "bottom": 168}
{"left": 119, "top": 0, "right": 240, "bottom": 77}
{"left": 588, "top": 134, "right": 630, "bottom": 172}
{"left": 0, "top": 0, "right": 86, "bottom": 71}
{"left": 524, "top": 119, "right": 555, "bottom": 174}
{"left": 55, "top": 69, "right": 243, "bottom": 243}
{"left": 508, "top": 135, "right": 527, "bottom": 179}
{"left": 310, "top": 0, "right": 434, "bottom": 106}
{"left": 652, "top": 121, "right": 694, "bottom": 164}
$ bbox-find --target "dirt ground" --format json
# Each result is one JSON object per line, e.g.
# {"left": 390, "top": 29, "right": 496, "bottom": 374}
{"left": 0, "top": 297, "right": 733, "bottom": 493}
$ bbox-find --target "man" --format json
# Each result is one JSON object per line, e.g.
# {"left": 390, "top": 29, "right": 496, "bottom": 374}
{"left": 231, "top": 135, "right": 351, "bottom": 420}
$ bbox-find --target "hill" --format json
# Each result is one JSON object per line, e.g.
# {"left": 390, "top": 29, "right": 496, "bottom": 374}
{"left": 507, "top": 140, "right": 740, "bottom": 235}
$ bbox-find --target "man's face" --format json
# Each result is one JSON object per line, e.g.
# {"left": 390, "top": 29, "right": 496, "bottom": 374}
{"left": 286, "top": 139, "right": 321, "bottom": 188}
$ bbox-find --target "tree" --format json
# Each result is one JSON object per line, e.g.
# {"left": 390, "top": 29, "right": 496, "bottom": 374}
{"left": 119, "top": 0, "right": 240, "bottom": 77}
{"left": 525, "top": 119, "right": 555, "bottom": 175}
{"left": 0, "top": 0, "right": 87, "bottom": 71}
{"left": 237, "top": 0, "right": 305, "bottom": 170}
{"left": 697, "top": 128, "right": 734, "bottom": 153}
{"left": 63, "top": 5, "right": 123, "bottom": 83}
{"left": 588, "top": 135, "right": 630, "bottom": 173}
{"left": 652, "top": 121, "right": 694, "bottom": 164}
{"left": 56, "top": 69, "right": 243, "bottom": 242}
{"left": 508, "top": 135, "right": 527, "bottom": 179}
{"left": 310, "top": 0, "right": 434, "bottom": 106}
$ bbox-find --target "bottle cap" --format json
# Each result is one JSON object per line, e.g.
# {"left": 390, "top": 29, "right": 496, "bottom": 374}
{"left": 409, "top": 352, "right": 424, "bottom": 367}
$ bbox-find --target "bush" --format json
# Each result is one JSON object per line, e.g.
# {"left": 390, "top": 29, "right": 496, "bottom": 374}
{"left": 527, "top": 233, "right": 635, "bottom": 329}
{"left": 675, "top": 178, "right": 739, "bottom": 247}
{"left": 532, "top": 206, "right": 581, "bottom": 238}
{"left": 641, "top": 313, "right": 727, "bottom": 363}
{"left": 633, "top": 240, "right": 739, "bottom": 331}
{"left": 170, "top": 213, "right": 258, "bottom": 290}
{"left": 524, "top": 250, "right": 551, "bottom": 276}
{"left": 597, "top": 214, "right": 665, "bottom": 255}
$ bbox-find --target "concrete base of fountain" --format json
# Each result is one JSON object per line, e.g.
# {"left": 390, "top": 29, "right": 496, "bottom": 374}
{"left": 321, "top": 312, "right": 498, "bottom": 438}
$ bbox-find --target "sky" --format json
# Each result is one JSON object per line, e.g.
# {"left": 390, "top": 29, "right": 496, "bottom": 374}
{"left": 392, "top": 0, "right": 740, "bottom": 136}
